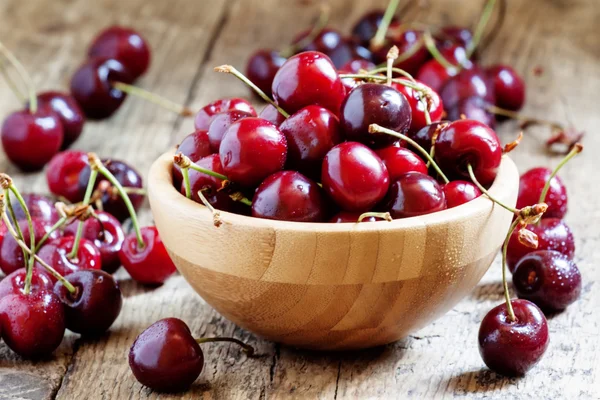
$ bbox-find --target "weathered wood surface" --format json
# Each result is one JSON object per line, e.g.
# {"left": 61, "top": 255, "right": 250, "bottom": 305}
{"left": 0, "top": 0, "right": 598, "bottom": 399}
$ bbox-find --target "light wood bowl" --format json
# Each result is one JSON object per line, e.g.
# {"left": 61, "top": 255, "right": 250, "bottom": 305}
{"left": 148, "top": 151, "right": 519, "bottom": 350}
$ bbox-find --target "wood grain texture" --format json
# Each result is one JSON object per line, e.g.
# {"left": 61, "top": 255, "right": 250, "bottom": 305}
{"left": 0, "top": 0, "right": 598, "bottom": 398}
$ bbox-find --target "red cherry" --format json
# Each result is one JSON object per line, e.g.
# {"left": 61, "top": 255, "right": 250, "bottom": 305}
{"left": 351, "top": 10, "right": 397, "bottom": 46}
{"left": 34, "top": 91, "right": 85, "bottom": 148}
{"left": 442, "top": 180, "right": 482, "bottom": 208}
{"left": 394, "top": 81, "right": 444, "bottom": 134}
{"left": 207, "top": 110, "right": 253, "bottom": 153}
{"left": 258, "top": 104, "right": 287, "bottom": 127}
{"left": 88, "top": 26, "right": 151, "bottom": 79}
{"left": 326, "top": 39, "right": 373, "bottom": 69}
{"left": 517, "top": 167, "right": 567, "bottom": 219}
{"left": 416, "top": 59, "right": 458, "bottom": 94}
{"left": 193, "top": 98, "right": 256, "bottom": 131}
{"left": 407, "top": 121, "right": 447, "bottom": 158}
{"left": 375, "top": 29, "right": 430, "bottom": 75}
{"left": 245, "top": 49, "right": 286, "bottom": 97}
{"left": 172, "top": 130, "right": 212, "bottom": 188}
{"left": 0, "top": 291, "right": 65, "bottom": 358}
{"left": 292, "top": 28, "right": 344, "bottom": 55}
{"left": 339, "top": 58, "right": 376, "bottom": 92}
{"left": 9, "top": 193, "right": 59, "bottom": 224}
{"left": 438, "top": 43, "right": 473, "bottom": 70}
{"left": 219, "top": 118, "right": 287, "bottom": 187}
{"left": 440, "top": 68, "right": 494, "bottom": 110}
{"left": 272, "top": 51, "right": 345, "bottom": 115}
{"left": 1, "top": 108, "right": 63, "bottom": 171}
{"left": 322, "top": 142, "right": 389, "bottom": 212}
{"left": 446, "top": 96, "right": 495, "bottom": 128}
{"left": 375, "top": 145, "right": 428, "bottom": 181}
{"left": 252, "top": 171, "right": 327, "bottom": 222}
{"left": 478, "top": 299, "right": 549, "bottom": 376}
{"left": 382, "top": 172, "right": 446, "bottom": 218}
{"left": 436, "top": 26, "right": 473, "bottom": 48}
{"left": 46, "top": 150, "right": 89, "bottom": 203}
{"left": 434, "top": 119, "right": 502, "bottom": 186}
{"left": 506, "top": 218, "right": 574, "bottom": 273}
{"left": 486, "top": 65, "right": 525, "bottom": 111}
{"left": 118, "top": 226, "right": 176, "bottom": 285}
{"left": 0, "top": 268, "right": 53, "bottom": 299}
{"left": 330, "top": 211, "right": 378, "bottom": 223}
{"left": 36, "top": 237, "right": 102, "bottom": 278}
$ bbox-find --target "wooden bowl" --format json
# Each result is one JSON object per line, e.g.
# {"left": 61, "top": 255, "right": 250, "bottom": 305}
{"left": 148, "top": 152, "right": 519, "bottom": 350}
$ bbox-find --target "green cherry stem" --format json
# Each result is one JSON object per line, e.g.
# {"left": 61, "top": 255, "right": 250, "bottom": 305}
{"left": 423, "top": 31, "right": 457, "bottom": 71}
{"left": 174, "top": 153, "right": 229, "bottom": 181}
{"left": 467, "top": 163, "right": 518, "bottom": 214}
{"left": 466, "top": 0, "right": 497, "bottom": 59}
{"left": 502, "top": 218, "right": 519, "bottom": 322}
{"left": 366, "top": 66, "right": 416, "bottom": 83}
{"left": 0, "top": 40, "right": 37, "bottom": 113}
{"left": 110, "top": 81, "right": 193, "bottom": 117}
{"left": 279, "top": 4, "right": 330, "bottom": 58}
{"left": 370, "top": 0, "right": 400, "bottom": 50}
{"left": 69, "top": 166, "right": 98, "bottom": 260}
{"left": 0, "top": 57, "right": 26, "bottom": 102}
{"left": 4, "top": 189, "right": 27, "bottom": 265}
{"left": 7, "top": 184, "right": 36, "bottom": 294}
{"left": 195, "top": 337, "right": 255, "bottom": 356}
{"left": 35, "top": 216, "right": 68, "bottom": 252}
{"left": 182, "top": 167, "right": 192, "bottom": 199}
{"left": 538, "top": 143, "right": 583, "bottom": 204}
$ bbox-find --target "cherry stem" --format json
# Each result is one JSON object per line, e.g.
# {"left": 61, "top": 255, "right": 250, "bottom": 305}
{"left": 279, "top": 4, "right": 330, "bottom": 58}
{"left": 502, "top": 219, "right": 519, "bottom": 322}
{"left": 182, "top": 167, "right": 192, "bottom": 199}
{"left": 426, "top": 123, "right": 443, "bottom": 167}
{"left": 480, "top": 0, "right": 506, "bottom": 52}
{"left": 8, "top": 185, "right": 36, "bottom": 295}
{"left": 486, "top": 104, "right": 563, "bottom": 130}
{"left": 369, "top": 124, "right": 450, "bottom": 183}
{"left": 338, "top": 73, "right": 426, "bottom": 93}
{"left": 386, "top": 46, "right": 399, "bottom": 86}
{"left": 189, "top": 162, "right": 228, "bottom": 181}
{"left": 214, "top": 65, "right": 289, "bottom": 118}
{"left": 371, "top": 0, "right": 400, "bottom": 50}
{"left": 197, "top": 190, "right": 222, "bottom": 227}
{"left": 367, "top": 66, "right": 416, "bottom": 83}
{"left": 69, "top": 168, "right": 98, "bottom": 260}
{"left": 229, "top": 192, "right": 252, "bottom": 206}
{"left": 195, "top": 337, "right": 255, "bottom": 356}
{"left": 423, "top": 31, "right": 457, "bottom": 71}
{"left": 4, "top": 189, "right": 27, "bottom": 266}
{"left": 35, "top": 216, "right": 68, "bottom": 252}
{"left": 0, "top": 40, "right": 37, "bottom": 113}
{"left": 358, "top": 211, "right": 392, "bottom": 222}
{"left": 375, "top": 37, "right": 425, "bottom": 70}
{"left": 467, "top": 163, "right": 518, "bottom": 214}
{"left": 466, "top": 0, "right": 497, "bottom": 59}
{"left": 538, "top": 143, "right": 583, "bottom": 204}
{"left": 0, "top": 57, "right": 26, "bottom": 102}
{"left": 110, "top": 81, "right": 193, "bottom": 117}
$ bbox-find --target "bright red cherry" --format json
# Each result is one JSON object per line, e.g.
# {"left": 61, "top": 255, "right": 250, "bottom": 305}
{"left": 88, "top": 26, "right": 151, "bottom": 79}
{"left": 443, "top": 180, "right": 482, "bottom": 208}
{"left": 440, "top": 68, "right": 494, "bottom": 110}
{"left": 207, "top": 110, "right": 253, "bottom": 153}
{"left": 330, "top": 211, "right": 378, "bottom": 223}
{"left": 517, "top": 167, "right": 567, "bottom": 219}
{"left": 434, "top": 119, "right": 502, "bottom": 186}
{"left": 1, "top": 108, "right": 63, "bottom": 171}
{"left": 394, "top": 81, "right": 444, "bottom": 134}
{"left": 321, "top": 142, "right": 389, "bottom": 212}
{"left": 0, "top": 268, "right": 53, "bottom": 299}
{"left": 10, "top": 193, "right": 59, "bottom": 224}
{"left": 194, "top": 98, "right": 256, "bottom": 131}
{"left": 54, "top": 269, "right": 123, "bottom": 336}
{"left": 245, "top": 49, "right": 286, "bottom": 97}
{"left": 172, "top": 130, "right": 212, "bottom": 187}
{"left": 339, "top": 58, "right": 376, "bottom": 92}
{"left": 70, "top": 57, "right": 135, "bottom": 120}
{"left": 252, "top": 171, "right": 327, "bottom": 222}
{"left": 272, "top": 51, "right": 345, "bottom": 115}
{"left": 382, "top": 172, "right": 446, "bottom": 218}
{"left": 438, "top": 43, "right": 473, "bottom": 70}
{"left": 375, "top": 145, "right": 427, "bottom": 181}
{"left": 446, "top": 96, "right": 495, "bottom": 128}
{"left": 46, "top": 150, "right": 89, "bottom": 203}
{"left": 219, "top": 118, "right": 287, "bottom": 187}
{"left": 486, "top": 65, "right": 525, "bottom": 111}
{"left": 34, "top": 91, "right": 85, "bottom": 148}
{"left": 0, "top": 291, "right": 65, "bottom": 358}
{"left": 351, "top": 10, "right": 397, "bottom": 46}
{"left": 36, "top": 237, "right": 102, "bottom": 278}
{"left": 119, "top": 226, "right": 176, "bottom": 285}
{"left": 258, "top": 104, "right": 287, "bottom": 127}
{"left": 416, "top": 59, "right": 458, "bottom": 94}
{"left": 478, "top": 299, "right": 549, "bottom": 376}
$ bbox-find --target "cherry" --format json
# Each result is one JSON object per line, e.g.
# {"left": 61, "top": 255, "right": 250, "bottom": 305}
{"left": 408, "top": 121, "right": 446, "bottom": 157}
{"left": 506, "top": 218, "right": 575, "bottom": 273}
{"left": 326, "top": 39, "right": 373, "bottom": 69}
{"left": 351, "top": 10, "right": 397, "bottom": 46}
{"left": 46, "top": 150, "right": 89, "bottom": 203}
{"left": 382, "top": 172, "right": 446, "bottom": 218}
{"left": 442, "top": 180, "right": 482, "bottom": 208}
{"left": 36, "top": 237, "right": 102, "bottom": 278}
{"left": 279, "top": 105, "right": 342, "bottom": 179}
{"left": 10, "top": 193, "right": 59, "bottom": 224}
{"left": 88, "top": 26, "right": 151, "bottom": 79}
{"left": 339, "top": 58, "right": 376, "bottom": 92}
{"left": 0, "top": 268, "right": 53, "bottom": 299}
{"left": 486, "top": 65, "right": 525, "bottom": 112}
{"left": 259, "top": 104, "right": 287, "bottom": 127}
{"left": 330, "top": 211, "right": 377, "bottom": 223}
{"left": 446, "top": 96, "right": 495, "bottom": 128}
{"left": 252, "top": 171, "right": 327, "bottom": 222}
{"left": 517, "top": 167, "right": 567, "bottom": 219}
{"left": 440, "top": 68, "right": 494, "bottom": 110}
{"left": 375, "top": 145, "right": 427, "bottom": 181}
{"left": 434, "top": 119, "right": 502, "bottom": 186}
{"left": 478, "top": 299, "right": 549, "bottom": 376}
{"left": 272, "top": 51, "right": 345, "bottom": 115}
{"left": 219, "top": 117, "right": 287, "bottom": 187}
{"left": 416, "top": 59, "right": 458, "bottom": 94}
{"left": 322, "top": 142, "right": 389, "bottom": 212}
{"left": 194, "top": 98, "right": 256, "bottom": 131}
{"left": 0, "top": 290, "right": 65, "bottom": 358}
{"left": 118, "top": 226, "right": 176, "bottom": 285}
{"left": 375, "top": 29, "right": 430, "bottom": 75}
{"left": 172, "top": 130, "right": 212, "bottom": 188}
{"left": 436, "top": 26, "right": 473, "bottom": 48}
{"left": 245, "top": 50, "right": 286, "bottom": 97}
{"left": 207, "top": 110, "right": 253, "bottom": 153}
{"left": 438, "top": 43, "right": 473, "bottom": 70}
{"left": 340, "top": 83, "right": 412, "bottom": 147}
{"left": 54, "top": 269, "right": 123, "bottom": 336}
{"left": 34, "top": 91, "right": 85, "bottom": 148}
{"left": 292, "top": 28, "right": 343, "bottom": 55}
{"left": 1, "top": 108, "right": 63, "bottom": 171}
{"left": 393, "top": 81, "right": 443, "bottom": 134}
{"left": 63, "top": 211, "right": 125, "bottom": 274}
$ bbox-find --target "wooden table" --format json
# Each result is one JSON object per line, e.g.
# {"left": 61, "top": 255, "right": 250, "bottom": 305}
{"left": 0, "top": 0, "right": 598, "bottom": 398}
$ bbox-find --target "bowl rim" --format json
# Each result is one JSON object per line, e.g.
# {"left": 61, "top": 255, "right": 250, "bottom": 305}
{"left": 149, "top": 150, "right": 518, "bottom": 233}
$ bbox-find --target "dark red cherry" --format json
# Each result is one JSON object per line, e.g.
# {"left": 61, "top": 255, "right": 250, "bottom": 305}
{"left": 258, "top": 104, "right": 287, "bottom": 127}
{"left": 63, "top": 211, "right": 125, "bottom": 274}
{"left": 436, "top": 26, "right": 473, "bottom": 48}
{"left": 118, "top": 226, "right": 176, "bottom": 285}
{"left": 416, "top": 59, "right": 458, "bottom": 94}
{"left": 517, "top": 167, "right": 567, "bottom": 219}
{"left": 375, "top": 29, "right": 430, "bottom": 75}
{"left": 36, "top": 237, "right": 102, "bottom": 278}
{"left": 446, "top": 96, "right": 495, "bottom": 128}
{"left": 279, "top": 105, "right": 342, "bottom": 179}
{"left": 1, "top": 108, "right": 63, "bottom": 171}
{"left": 351, "top": 10, "right": 397, "bottom": 46}
{"left": 292, "top": 28, "right": 343, "bottom": 55}
{"left": 207, "top": 110, "right": 253, "bottom": 153}
{"left": 252, "top": 171, "right": 327, "bottom": 222}
{"left": 322, "top": 142, "right": 389, "bottom": 212}
{"left": 70, "top": 57, "right": 135, "bottom": 120}
{"left": 194, "top": 98, "right": 256, "bottom": 131}
{"left": 219, "top": 117, "right": 287, "bottom": 187}
{"left": 330, "top": 211, "right": 377, "bottom": 223}
{"left": 0, "top": 291, "right": 65, "bottom": 358}
{"left": 375, "top": 145, "right": 427, "bottom": 181}
{"left": 382, "top": 172, "right": 446, "bottom": 218}
{"left": 478, "top": 299, "right": 549, "bottom": 376}
{"left": 339, "top": 58, "right": 376, "bottom": 92}
{"left": 434, "top": 119, "right": 502, "bottom": 186}
{"left": 407, "top": 121, "right": 447, "bottom": 157}
{"left": 506, "top": 218, "right": 574, "bottom": 273}
{"left": 440, "top": 68, "right": 494, "bottom": 110}
{"left": 46, "top": 150, "right": 89, "bottom": 203}
{"left": 34, "top": 91, "right": 85, "bottom": 148}
{"left": 54, "top": 269, "right": 123, "bottom": 336}
{"left": 88, "top": 26, "right": 151, "bottom": 79}
{"left": 340, "top": 83, "right": 412, "bottom": 147}
{"left": 442, "top": 180, "right": 482, "bottom": 208}
{"left": 486, "top": 65, "right": 525, "bottom": 111}
{"left": 394, "top": 81, "right": 444, "bottom": 134}
{"left": 10, "top": 193, "right": 59, "bottom": 224}
{"left": 326, "top": 39, "right": 373, "bottom": 69}
{"left": 439, "top": 43, "right": 473, "bottom": 70}
{"left": 512, "top": 250, "right": 581, "bottom": 312}
{"left": 0, "top": 268, "right": 53, "bottom": 299}
{"left": 272, "top": 51, "right": 345, "bottom": 115}
{"left": 245, "top": 49, "right": 286, "bottom": 97}
{"left": 129, "top": 318, "right": 203, "bottom": 392}
{"left": 172, "top": 130, "right": 212, "bottom": 188}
